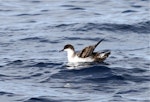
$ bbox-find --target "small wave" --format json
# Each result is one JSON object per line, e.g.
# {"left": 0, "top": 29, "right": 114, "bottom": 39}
{"left": 40, "top": 9, "right": 49, "bottom": 12}
{"left": 24, "top": 97, "right": 60, "bottom": 102}
{"left": 122, "top": 10, "right": 137, "bottom": 13}
{"left": 54, "top": 23, "right": 77, "bottom": 28}
{"left": 61, "top": 4, "right": 85, "bottom": 10}
{"left": 15, "top": 13, "right": 41, "bottom": 16}
{"left": 28, "top": 62, "right": 62, "bottom": 68}
{"left": 27, "top": 20, "right": 37, "bottom": 23}
{"left": 20, "top": 37, "right": 59, "bottom": 43}
{"left": 112, "top": 67, "right": 150, "bottom": 82}
{"left": 116, "top": 89, "right": 139, "bottom": 94}
{"left": 51, "top": 63, "right": 150, "bottom": 84}
{"left": 7, "top": 60, "right": 24, "bottom": 66}
{"left": 130, "top": 68, "right": 147, "bottom": 73}
{"left": 0, "top": 9, "right": 12, "bottom": 12}
{"left": 67, "top": 7, "right": 85, "bottom": 10}
{"left": 75, "top": 22, "right": 150, "bottom": 33}
{"left": 0, "top": 91, "right": 14, "bottom": 96}
{"left": 0, "top": 74, "right": 11, "bottom": 77}
{"left": 30, "top": 0, "right": 41, "bottom": 3}
{"left": 30, "top": 73, "right": 43, "bottom": 77}
{"left": 31, "top": 62, "right": 50, "bottom": 67}
{"left": 54, "top": 21, "right": 150, "bottom": 33}
{"left": 6, "top": 60, "right": 62, "bottom": 69}
{"left": 20, "top": 37, "right": 43, "bottom": 41}
{"left": 0, "top": 42, "right": 11, "bottom": 47}
{"left": 60, "top": 5, "right": 76, "bottom": 7}
{"left": 14, "top": 73, "right": 43, "bottom": 80}
{"left": 131, "top": 5, "right": 142, "bottom": 8}
{"left": 85, "top": 75, "right": 124, "bottom": 82}
{"left": 8, "top": 28, "right": 29, "bottom": 31}
{"left": 123, "top": 74, "right": 150, "bottom": 82}
{"left": 62, "top": 36, "right": 102, "bottom": 41}
{"left": 123, "top": 47, "right": 149, "bottom": 51}
{"left": 51, "top": 65, "right": 112, "bottom": 80}
{"left": 24, "top": 97, "right": 88, "bottom": 102}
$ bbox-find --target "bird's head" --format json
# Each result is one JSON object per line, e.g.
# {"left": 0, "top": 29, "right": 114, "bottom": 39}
{"left": 60, "top": 44, "right": 75, "bottom": 52}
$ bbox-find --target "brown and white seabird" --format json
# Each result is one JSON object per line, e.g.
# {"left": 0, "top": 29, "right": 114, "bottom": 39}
{"left": 60, "top": 39, "right": 111, "bottom": 63}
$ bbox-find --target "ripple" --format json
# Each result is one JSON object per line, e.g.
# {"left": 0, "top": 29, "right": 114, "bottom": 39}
{"left": 24, "top": 97, "right": 88, "bottom": 102}
{"left": 131, "top": 5, "right": 142, "bottom": 8}
{"left": 27, "top": 62, "right": 63, "bottom": 68}
{"left": 60, "top": 5, "right": 76, "bottom": 7}
{"left": 122, "top": 74, "right": 150, "bottom": 82}
{"left": 67, "top": 7, "right": 85, "bottom": 10}
{"left": 24, "top": 97, "right": 60, "bottom": 102}
{"left": 40, "top": 9, "right": 49, "bottom": 12}
{"left": 51, "top": 65, "right": 112, "bottom": 81}
{"left": 31, "top": 62, "right": 49, "bottom": 67}
{"left": 7, "top": 60, "right": 24, "bottom": 65}
{"left": 53, "top": 21, "right": 150, "bottom": 33}
{"left": 0, "top": 9, "right": 12, "bottom": 12}
{"left": 27, "top": 20, "right": 37, "bottom": 23}
{"left": 117, "top": 90, "right": 139, "bottom": 94}
{"left": 0, "top": 91, "right": 14, "bottom": 96}
{"left": 20, "top": 37, "right": 59, "bottom": 43}
{"left": 122, "top": 10, "right": 137, "bottom": 13}
{"left": 30, "top": 0, "right": 41, "bottom": 3}
{"left": 85, "top": 74, "right": 125, "bottom": 82}
{"left": 15, "top": 13, "right": 41, "bottom": 16}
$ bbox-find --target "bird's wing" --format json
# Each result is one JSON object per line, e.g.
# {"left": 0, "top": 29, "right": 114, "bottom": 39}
{"left": 78, "top": 39, "right": 104, "bottom": 58}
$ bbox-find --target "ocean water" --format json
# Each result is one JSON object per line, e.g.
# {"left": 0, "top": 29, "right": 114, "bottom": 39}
{"left": 0, "top": 0, "right": 150, "bottom": 102}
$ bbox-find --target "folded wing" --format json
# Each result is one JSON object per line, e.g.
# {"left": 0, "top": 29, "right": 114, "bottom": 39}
{"left": 78, "top": 39, "right": 104, "bottom": 58}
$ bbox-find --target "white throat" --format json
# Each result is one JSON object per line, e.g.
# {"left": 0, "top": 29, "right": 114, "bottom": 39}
{"left": 64, "top": 49, "right": 75, "bottom": 62}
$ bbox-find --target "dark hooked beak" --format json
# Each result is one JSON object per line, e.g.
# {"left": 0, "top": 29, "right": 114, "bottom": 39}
{"left": 59, "top": 49, "right": 64, "bottom": 52}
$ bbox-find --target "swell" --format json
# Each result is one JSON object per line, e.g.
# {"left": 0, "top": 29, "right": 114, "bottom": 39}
{"left": 24, "top": 97, "right": 60, "bottom": 102}
{"left": 51, "top": 21, "right": 150, "bottom": 33}
{"left": 50, "top": 65, "right": 150, "bottom": 84}
{"left": 0, "top": 91, "right": 14, "bottom": 96}
{"left": 20, "top": 37, "right": 60, "bottom": 43}
{"left": 3, "top": 59, "right": 150, "bottom": 84}
{"left": 24, "top": 97, "right": 88, "bottom": 102}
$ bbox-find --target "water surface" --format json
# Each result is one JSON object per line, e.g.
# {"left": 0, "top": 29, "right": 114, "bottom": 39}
{"left": 0, "top": 0, "right": 150, "bottom": 102}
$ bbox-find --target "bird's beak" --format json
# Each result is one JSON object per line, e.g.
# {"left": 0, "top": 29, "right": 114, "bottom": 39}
{"left": 59, "top": 49, "right": 64, "bottom": 52}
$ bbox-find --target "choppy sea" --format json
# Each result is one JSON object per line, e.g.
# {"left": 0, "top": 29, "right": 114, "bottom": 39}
{"left": 0, "top": 0, "right": 150, "bottom": 102}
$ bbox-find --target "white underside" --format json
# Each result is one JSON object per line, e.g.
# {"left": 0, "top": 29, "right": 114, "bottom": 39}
{"left": 68, "top": 55, "right": 94, "bottom": 63}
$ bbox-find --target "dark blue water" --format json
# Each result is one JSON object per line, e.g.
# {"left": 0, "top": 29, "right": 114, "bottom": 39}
{"left": 0, "top": 0, "right": 150, "bottom": 102}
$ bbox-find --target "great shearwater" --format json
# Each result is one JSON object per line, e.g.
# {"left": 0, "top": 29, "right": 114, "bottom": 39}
{"left": 60, "top": 39, "right": 111, "bottom": 63}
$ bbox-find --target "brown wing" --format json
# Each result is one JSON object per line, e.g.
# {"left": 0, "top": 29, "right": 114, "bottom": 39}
{"left": 78, "top": 46, "right": 95, "bottom": 58}
{"left": 78, "top": 39, "right": 104, "bottom": 58}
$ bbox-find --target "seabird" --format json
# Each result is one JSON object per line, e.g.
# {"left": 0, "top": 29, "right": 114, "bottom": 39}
{"left": 60, "top": 39, "right": 111, "bottom": 63}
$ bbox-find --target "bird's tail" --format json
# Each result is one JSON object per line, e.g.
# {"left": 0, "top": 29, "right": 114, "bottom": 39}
{"left": 100, "top": 51, "right": 111, "bottom": 59}
{"left": 94, "top": 51, "right": 111, "bottom": 62}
